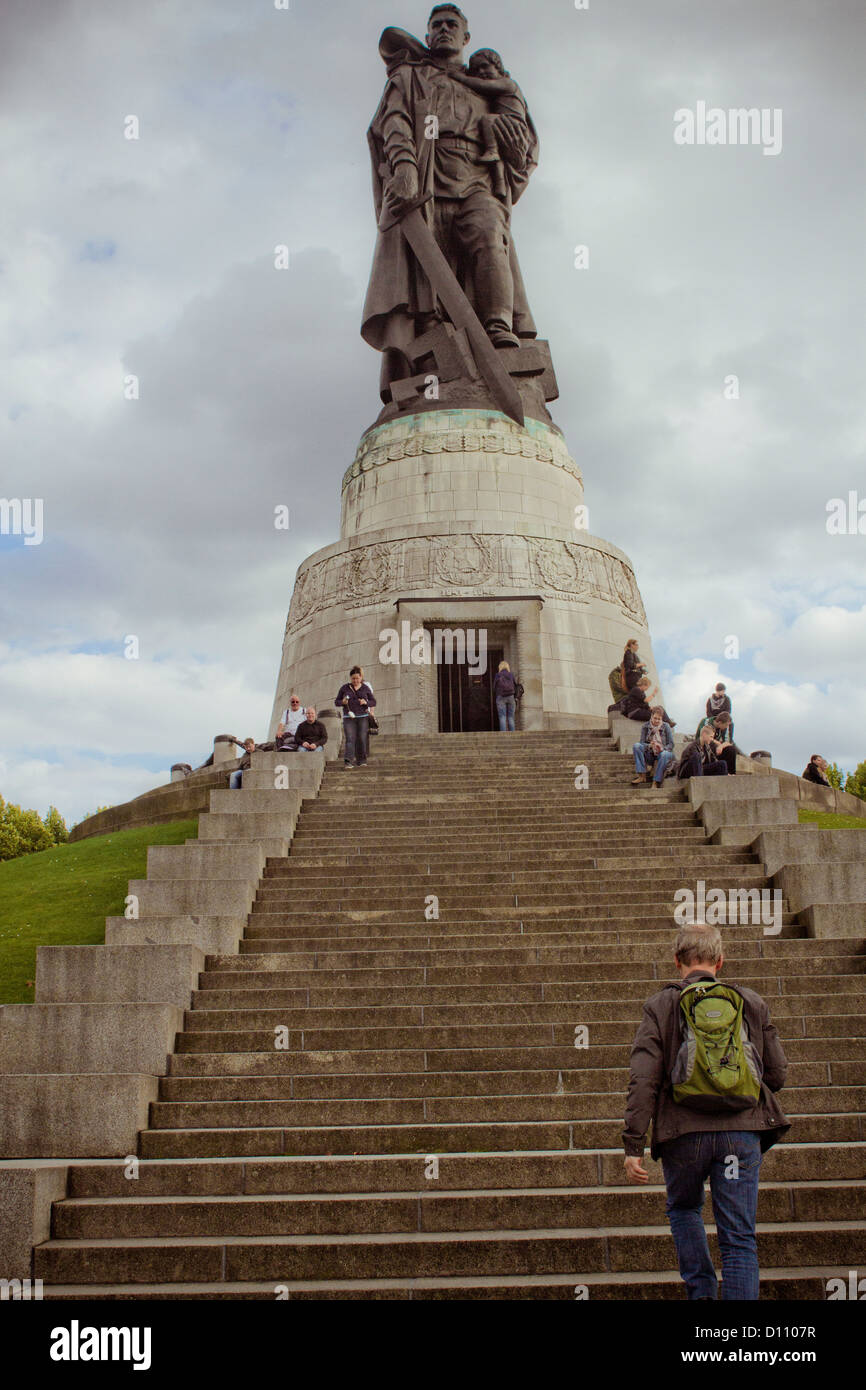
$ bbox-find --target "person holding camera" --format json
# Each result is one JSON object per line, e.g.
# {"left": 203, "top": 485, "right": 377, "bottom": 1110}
{"left": 335, "top": 666, "right": 376, "bottom": 767}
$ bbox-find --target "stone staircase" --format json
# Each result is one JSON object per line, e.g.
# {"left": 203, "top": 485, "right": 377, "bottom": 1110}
{"left": 34, "top": 731, "right": 866, "bottom": 1298}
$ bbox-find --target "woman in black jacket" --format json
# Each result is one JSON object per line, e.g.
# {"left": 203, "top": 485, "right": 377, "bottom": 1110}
{"left": 802, "top": 754, "right": 831, "bottom": 787}
{"left": 623, "top": 638, "right": 647, "bottom": 691}
{"left": 609, "top": 677, "right": 677, "bottom": 728}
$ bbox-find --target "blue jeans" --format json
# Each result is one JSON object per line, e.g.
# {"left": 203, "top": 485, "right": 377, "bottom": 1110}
{"left": 633, "top": 743, "right": 673, "bottom": 783}
{"left": 229, "top": 769, "right": 243, "bottom": 789}
{"left": 661, "top": 1130, "right": 763, "bottom": 1300}
{"left": 297, "top": 745, "right": 322, "bottom": 753}
{"left": 343, "top": 716, "right": 369, "bottom": 764}
{"left": 496, "top": 695, "right": 516, "bottom": 731}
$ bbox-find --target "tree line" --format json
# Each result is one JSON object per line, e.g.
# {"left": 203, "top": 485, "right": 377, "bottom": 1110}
{"left": 824, "top": 761, "right": 866, "bottom": 801}
{"left": 0, "top": 797, "right": 68, "bottom": 862}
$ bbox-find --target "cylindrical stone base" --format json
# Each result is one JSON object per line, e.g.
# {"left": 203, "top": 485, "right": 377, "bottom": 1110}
{"left": 272, "top": 410, "right": 661, "bottom": 735}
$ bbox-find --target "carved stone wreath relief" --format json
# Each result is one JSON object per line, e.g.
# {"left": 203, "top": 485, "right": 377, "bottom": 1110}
{"left": 286, "top": 534, "right": 647, "bottom": 632}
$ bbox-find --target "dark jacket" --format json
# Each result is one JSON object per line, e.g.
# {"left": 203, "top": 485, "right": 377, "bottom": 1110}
{"left": 802, "top": 762, "right": 830, "bottom": 786}
{"left": 335, "top": 681, "right": 376, "bottom": 718}
{"left": 294, "top": 719, "right": 327, "bottom": 747}
{"left": 623, "top": 970, "right": 790, "bottom": 1159}
{"left": 623, "top": 648, "right": 646, "bottom": 690}
{"left": 677, "top": 738, "right": 726, "bottom": 779}
{"left": 493, "top": 669, "right": 516, "bottom": 698}
{"left": 611, "top": 685, "right": 649, "bottom": 719}
{"left": 231, "top": 740, "right": 268, "bottom": 771}
{"left": 706, "top": 694, "right": 732, "bottom": 717}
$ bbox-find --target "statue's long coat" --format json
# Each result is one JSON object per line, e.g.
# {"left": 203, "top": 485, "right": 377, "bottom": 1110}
{"left": 361, "top": 28, "right": 540, "bottom": 361}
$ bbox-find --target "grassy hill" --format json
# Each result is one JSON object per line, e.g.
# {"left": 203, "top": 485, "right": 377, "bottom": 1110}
{"left": 798, "top": 808, "right": 866, "bottom": 829}
{"left": 0, "top": 820, "right": 197, "bottom": 1005}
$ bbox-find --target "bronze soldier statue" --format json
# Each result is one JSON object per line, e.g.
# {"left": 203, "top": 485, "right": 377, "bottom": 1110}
{"left": 361, "top": 4, "right": 541, "bottom": 404}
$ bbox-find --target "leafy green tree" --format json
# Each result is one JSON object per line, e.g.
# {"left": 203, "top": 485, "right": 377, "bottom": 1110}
{"left": 825, "top": 762, "right": 846, "bottom": 790}
{"left": 43, "top": 806, "right": 68, "bottom": 844}
{"left": 12, "top": 807, "right": 54, "bottom": 855}
{"left": 0, "top": 813, "right": 22, "bottom": 861}
{"left": 843, "top": 760, "right": 866, "bottom": 802}
{"left": 0, "top": 796, "right": 62, "bottom": 860}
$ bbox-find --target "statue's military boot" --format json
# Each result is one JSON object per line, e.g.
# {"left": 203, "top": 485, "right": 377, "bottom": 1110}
{"left": 485, "top": 319, "right": 521, "bottom": 349}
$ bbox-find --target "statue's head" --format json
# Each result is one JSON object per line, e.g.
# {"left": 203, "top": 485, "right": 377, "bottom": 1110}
{"left": 468, "top": 48, "right": 505, "bottom": 79}
{"left": 426, "top": 5, "right": 470, "bottom": 58}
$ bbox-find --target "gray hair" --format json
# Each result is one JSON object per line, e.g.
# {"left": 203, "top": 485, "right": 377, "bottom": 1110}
{"left": 674, "top": 924, "right": 723, "bottom": 967}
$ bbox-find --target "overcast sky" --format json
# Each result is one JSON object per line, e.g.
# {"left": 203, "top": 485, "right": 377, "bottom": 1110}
{"left": 2, "top": 0, "right": 864, "bottom": 824}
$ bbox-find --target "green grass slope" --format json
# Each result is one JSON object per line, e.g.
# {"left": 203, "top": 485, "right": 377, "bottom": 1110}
{"left": 0, "top": 820, "right": 198, "bottom": 1005}
{"left": 798, "top": 808, "right": 866, "bottom": 829}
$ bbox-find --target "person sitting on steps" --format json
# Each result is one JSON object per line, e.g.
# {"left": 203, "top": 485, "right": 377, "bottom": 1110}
{"left": 676, "top": 722, "right": 728, "bottom": 780}
{"left": 705, "top": 681, "right": 732, "bottom": 719}
{"left": 610, "top": 676, "right": 676, "bottom": 727}
{"left": 275, "top": 695, "right": 306, "bottom": 751}
{"left": 802, "top": 754, "right": 831, "bottom": 786}
{"left": 227, "top": 736, "right": 267, "bottom": 790}
{"left": 294, "top": 706, "right": 328, "bottom": 753}
{"left": 694, "top": 710, "right": 743, "bottom": 775}
{"left": 632, "top": 707, "right": 675, "bottom": 788}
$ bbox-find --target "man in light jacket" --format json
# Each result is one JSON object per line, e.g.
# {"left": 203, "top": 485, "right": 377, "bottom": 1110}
{"left": 622, "top": 924, "right": 790, "bottom": 1300}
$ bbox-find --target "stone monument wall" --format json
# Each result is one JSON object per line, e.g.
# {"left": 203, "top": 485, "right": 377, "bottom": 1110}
{"left": 271, "top": 409, "right": 661, "bottom": 735}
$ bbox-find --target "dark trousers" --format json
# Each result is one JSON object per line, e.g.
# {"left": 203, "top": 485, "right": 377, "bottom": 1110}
{"left": 718, "top": 746, "right": 738, "bottom": 774}
{"left": 343, "top": 716, "right": 370, "bottom": 765}
{"left": 680, "top": 749, "right": 728, "bottom": 779}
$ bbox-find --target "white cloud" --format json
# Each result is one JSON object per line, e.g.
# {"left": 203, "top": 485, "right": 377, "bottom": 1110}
{"left": 0, "top": 756, "right": 173, "bottom": 827}
{"left": 754, "top": 604, "right": 866, "bottom": 680}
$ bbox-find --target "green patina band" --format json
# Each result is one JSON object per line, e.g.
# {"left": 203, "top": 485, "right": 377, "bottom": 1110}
{"left": 343, "top": 410, "right": 580, "bottom": 491}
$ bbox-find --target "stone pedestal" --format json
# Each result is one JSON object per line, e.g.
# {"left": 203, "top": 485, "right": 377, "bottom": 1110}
{"left": 272, "top": 409, "right": 660, "bottom": 734}
{"left": 212, "top": 734, "right": 238, "bottom": 767}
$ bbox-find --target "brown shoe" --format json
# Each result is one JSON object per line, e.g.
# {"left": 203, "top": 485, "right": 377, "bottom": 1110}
{"left": 631, "top": 773, "right": 647, "bottom": 785}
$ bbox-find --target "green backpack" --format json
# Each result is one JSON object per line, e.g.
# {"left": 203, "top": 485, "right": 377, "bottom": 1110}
{"left": 671, "top": 981, "right": 762, "bottom": 1111}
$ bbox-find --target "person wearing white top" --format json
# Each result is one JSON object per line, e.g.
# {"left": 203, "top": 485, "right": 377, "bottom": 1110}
{"left": 276, "top": 694, "right": 306, "bottom": 748}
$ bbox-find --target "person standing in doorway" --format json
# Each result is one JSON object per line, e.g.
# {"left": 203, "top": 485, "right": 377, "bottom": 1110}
{"left": 493, "top": 660, "right": 517, "bottom": 731}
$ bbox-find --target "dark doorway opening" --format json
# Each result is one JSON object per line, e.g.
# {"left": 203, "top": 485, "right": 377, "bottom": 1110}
{"left": 437, "top": 645, "right": 504, "bottom": 733}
